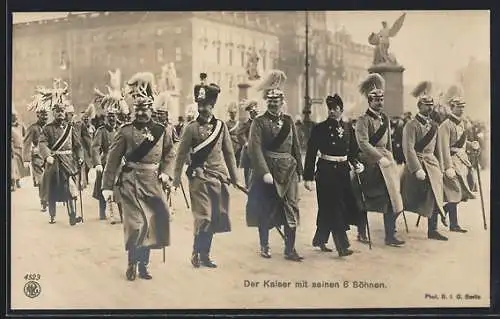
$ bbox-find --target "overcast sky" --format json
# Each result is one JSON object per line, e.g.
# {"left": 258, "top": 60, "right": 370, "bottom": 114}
{"left": 13, "top": 11, "right": 489, "bottom": 86}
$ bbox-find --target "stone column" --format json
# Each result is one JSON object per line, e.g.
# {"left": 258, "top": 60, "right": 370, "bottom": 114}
{"left": 368, "top": 64, "right": 405, "bottom": 118}
{"left": 237, "top": 82, "right": 251, "bottom": 101}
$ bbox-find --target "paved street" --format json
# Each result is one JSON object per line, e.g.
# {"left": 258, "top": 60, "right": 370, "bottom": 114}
{"left": 10, "top": 169, "right": 490, "bottom": 309}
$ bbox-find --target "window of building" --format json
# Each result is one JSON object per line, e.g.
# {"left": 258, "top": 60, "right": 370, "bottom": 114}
{"left": 175, "top": 47, "right": 182, "bottom": 62}
{"left": 216, "top": 46, "right": 221, "bottom": 65}
{"left": 240, "top": 50, "right": 245, "bottom": 67}
{"left": 262, "top": 52, "right": 267, "bottom": 71}
{"left": 229, "top": 74, "right": 235, "bottom": 90}
{"left": 228, "top": 48, "right": 233, "bottom": 66}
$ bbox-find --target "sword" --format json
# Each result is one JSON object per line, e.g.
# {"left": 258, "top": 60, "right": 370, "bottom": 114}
{"left": 355, "top": 173, "right": 372, "bottom": 250}
{"left": 473, "top": 150, "right": 487, "bottom": 230}
{"left": 78, "top": 165, "right": 84, "bottom": 223}
{"left": 179, "top": 180, "right": 190, "bottom": 209}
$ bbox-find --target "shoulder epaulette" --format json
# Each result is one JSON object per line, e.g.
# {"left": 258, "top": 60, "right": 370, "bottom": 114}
{"left": 119, "top": 122, "right": 132, "bottom": 129}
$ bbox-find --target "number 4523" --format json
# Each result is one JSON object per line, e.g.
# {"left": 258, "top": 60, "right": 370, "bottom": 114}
{"left": 24, "top": 274, "right": 41, "bottom": 281}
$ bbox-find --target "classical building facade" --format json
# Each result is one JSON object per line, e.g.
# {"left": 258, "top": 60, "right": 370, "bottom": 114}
{"left": 12, "top": 11, "right": 372, "bottom": 122}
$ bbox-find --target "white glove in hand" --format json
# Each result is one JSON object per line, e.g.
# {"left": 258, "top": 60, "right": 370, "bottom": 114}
{"left": 263, "top": 173, "right": 274, "bottom": 184}
{"left": 354, "top": 163, "right": 365, "bottom": 174}
{"left": 159, "top": 173, "right": 171, "bottom": 185}
{"left": 378, "top": 157, "right": 392, "bottom": 168}
{"left": 46, "top": 156, "right": 54, "bottom": 165}
{"left": 172, "top": 177, "right": 181, "bottom": 189}
{"left": 471, "top": 141, "right": 480, "bottom": 150}
{"left": 95, "top": 164, "right": 103, "bottom": 172}
{"left": 445, "top": 168, "right": 456, "bottom": 179}
{"left": 102, "top": 189, "right": 114, "bottom": 201}
{"left": 24, "top": 162, "right": 30, "bottom": 168}
{"left": 415, "top": 169, "right": 426, "bottom": 181}
{"left": 304, "top": 181, "right": 314, "bottom": 191}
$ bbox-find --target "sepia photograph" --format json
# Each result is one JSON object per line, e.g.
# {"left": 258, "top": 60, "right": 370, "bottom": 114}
{"left": 9, "top": 10, "right": 490, "bottom": 310}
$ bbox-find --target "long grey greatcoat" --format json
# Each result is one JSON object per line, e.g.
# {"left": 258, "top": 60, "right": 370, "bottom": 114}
{"left": 173, "top": 116, "right": 238, "bottom": 236}
{"left": 39, "top": 121, "right": 83, "bottom": 203}
{"left": 226, "top": 119, "right": 242, "bottom": 162}
{"left": 436, "top": 115, "right": 476, "bottom": 203}
{"left": 102, "top": 121, "right": 176, "bottom": 251}
{"left": 354, "top": 109, "right": 404, "bottom": 214}
{"left": 91, "top": 123, "right": 120, "bottom": 201}
{"left": 246, "top": 111, "right": 303, "bottom": 229}
{"left": 400, "top": 114, "right": 445, "bottom": 217}
{"left": 23, "top": 121, "right": 45, "bottom": 187}
{"left": 11, "top": 123, "right": 27, "bottom": 181}
{"left": 237, "top": 119, "right": 253, "bottom": 168}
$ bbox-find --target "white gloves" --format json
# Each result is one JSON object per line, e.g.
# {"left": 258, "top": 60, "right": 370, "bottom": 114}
{"left": 304, "top": 181, "right": 314, "bottom": 191}
{"left": 159, "top": 173, "right": 171, "bottom": 184}
{"left": 24, "top": 162, "right": 30, "bottom": 168}
{"left": 445, "top": 168, "right": 456, "bottom": 179}
{"left": 95, "top": 164, "right": 103, "bottom": 172}
{"left": 354, "top": 163, "right": 365, "bottom": 174}
{"left": 263, "top": 173, "right": 274, "bottom": 184}
{"left": 378, "top": 157, "right": 392, "bottom": 168}
{"left": 46, "top": 156, "right": 54, "bottom": 164}
{"left": 415, "top": 169, "right": 426, "bottom": 181}
{"left": 102, "top": 189, "right": 114, "bottom": 201}
{"left": 471, "top": 141, "right": 480, "bottom": 150}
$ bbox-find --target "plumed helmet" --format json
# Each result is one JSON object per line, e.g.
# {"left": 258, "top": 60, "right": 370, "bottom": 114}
{"left": 127, "top": 72, "right": 155, "bottom": 110}
{"left": 445, "top": 85, "right": 465, "bottom": 108}
{"left": 255, "top": 69, "right": 287, "bottom": 101}
{"left": 359, "top": 73, "right": 385, "bottom": 98}
{"left": 153, "top": 91, "right": 171, "bottom": 113}
{"left": 411, "top": 81, "right": 434, "bottom": 106}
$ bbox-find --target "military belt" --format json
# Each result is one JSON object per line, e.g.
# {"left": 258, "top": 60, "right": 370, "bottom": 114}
{"left": 265, "top": 151, "right": 291, "bottom": 159}
{"left": 126, "top": 162, "right": 159, "bottom": 170}
{"left": 53, "top": 150, "right": 72, "bottom": 155}
{"left": 319, "top": 154, "right": 348, "bottom": 162}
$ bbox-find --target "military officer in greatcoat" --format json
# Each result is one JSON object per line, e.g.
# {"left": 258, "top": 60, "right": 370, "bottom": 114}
{"left": 173, "top": 77, "right": 239, "bottom": 269}
{"left": 23, "top": 101, "right": 50, "bottom": 211}
{"left": 401, "top": 81, "right": 448, "bottom": 241}
{"left": 237, "top": 100, "right": 259, "bottom": 188}
{"left": 91, "top": 94, "right": 124, "bottom": 223}
{"left": 226, "top": 102, "right": 242, "bottom": 164}
{"left": 101, "top": 72, "right": 176, "bottom": 281}
{"left": 303, "top": 94, "right": 365, "bottom": 257}
{"left": 354, "top": 73, "right": 405, "bottom": 247}
{"left": 435, "top": 89, "right": 478, "bottom": 233}
{"left": 39, "top": 96, "right": 84, "bottom": 225}
{"left": 245, "top": 70, "right": 304, "bottom": 261}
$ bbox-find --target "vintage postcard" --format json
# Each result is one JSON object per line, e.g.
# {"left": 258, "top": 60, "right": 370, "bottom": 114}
{"left": 10, "top": 10, "right": 490, "bottom": 310}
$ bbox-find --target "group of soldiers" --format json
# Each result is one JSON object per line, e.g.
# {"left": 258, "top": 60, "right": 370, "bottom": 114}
{"left": 15, "top": 67, "right": 484, "bottom": 281}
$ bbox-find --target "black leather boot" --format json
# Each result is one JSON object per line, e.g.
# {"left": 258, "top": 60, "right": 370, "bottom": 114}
{"left": 126, "top": 249, "right": 137, "bottom": 281}
{"left": 138, "top": 248, "right": 152, "bottom": 279}
{"left": 284, "top": 227, "right": 303, "bottom": 262}
{"left": 333, "top": 232, "right": 353, "bottom": 257}
{"left": 200, "top": 254, "right": 217, "bottom": 268}
{"left": 260, "top": 245, "right": 272, "bottom": 258}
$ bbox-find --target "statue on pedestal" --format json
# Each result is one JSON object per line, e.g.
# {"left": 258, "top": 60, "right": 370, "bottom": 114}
{"left": 368, "top": 13, "right": 406, "bottom": 66}
{"left": 161, "top": 62, "right": 178, "bottom": 92}
{"left": 246, "top": 49, "right": 261, "bottom": 81}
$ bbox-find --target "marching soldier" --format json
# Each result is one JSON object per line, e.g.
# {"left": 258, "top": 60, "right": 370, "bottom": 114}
{"left": 401, "top": 82, "right": 448, "bottom": 241}
{"left": 436, "top": 89, "right": 478, "bottom": 233}
{"left": 39, "top": 96, "right": 84, "bottom": 225}
{"left": 11, "top": 109, "right": 27, "bottom": 191}
{"left": 102, "top": 72, "right": 175, "bottom": 281}
{"left": 237, "top": 100, "right": 259, "bottom": 188}
{"left": 23, "top": 103, "right": 50, "bottom": 211}
{"left": 245, "top": 70, "right": 304, "bottom": 261}
{"left": 173, "top": 77, "right": 239, "bottom": 269}
{"left": 303, "top": 94, "right": 365, "bottom": 257}
{"left": 153, "top": 91, "right": 179, "bottom": 143}
{"left": 91, "top": 94, "right": 123, "bottom": 222}
{"left": 355, "top": 73, "right": 405, "bottom": 247}
{"left": 226, "top": 102, "right": 242, "bottom": 164}
{"left": 66, "top": 103, "right": 93, "bottom": 190}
